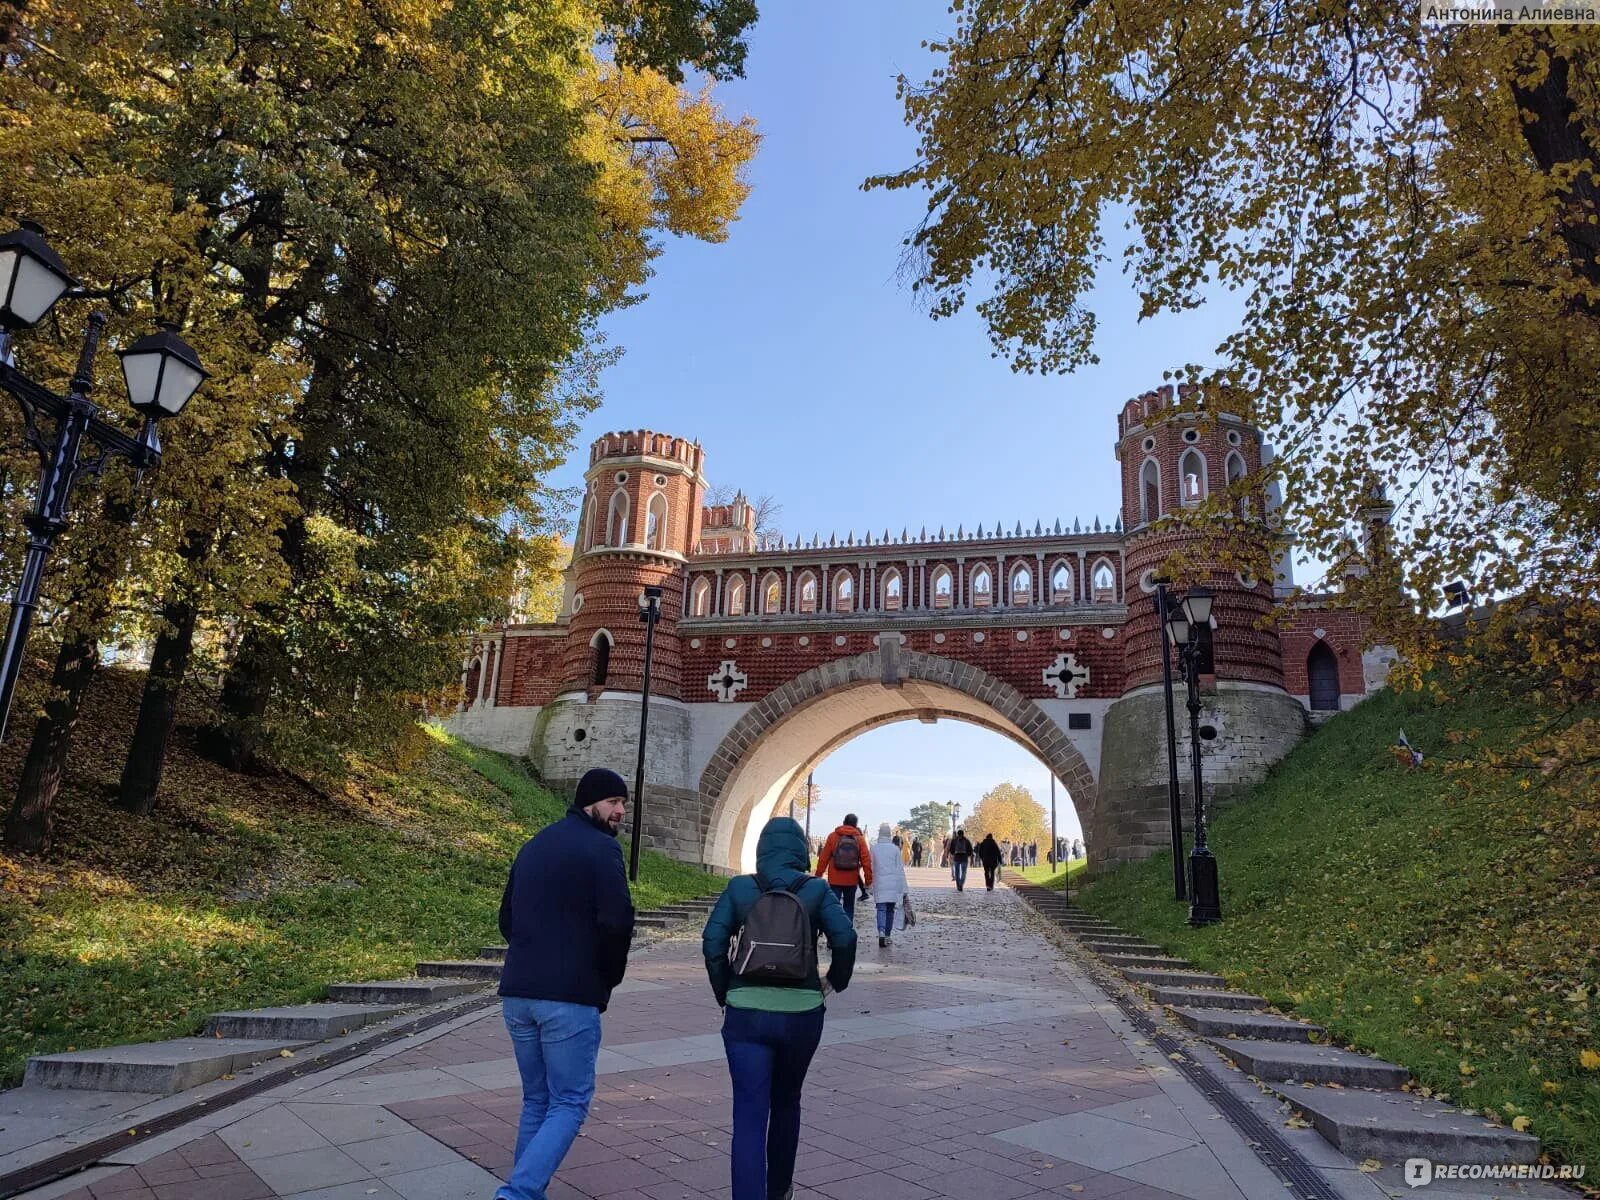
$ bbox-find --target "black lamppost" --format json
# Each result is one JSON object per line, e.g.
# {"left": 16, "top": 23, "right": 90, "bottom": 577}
{"left": 1154, "top": 580, "right": 1186, "bottom": 900}
{"left": 1164, "top": 586, "right": 1222, "bottom": 926}
{"left": 627, "top": 584, "right": 664, "bottom": 882}
{"left": 0, "top": 223, "right": 205, "bottom": 743}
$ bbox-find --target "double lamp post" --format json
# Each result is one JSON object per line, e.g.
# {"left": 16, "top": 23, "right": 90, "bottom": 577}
{"left": 0, "top": 222, "right": 205, "bottom": 742}
{"left": 1155, "top": 582, "right": 1223, "bottom": 927}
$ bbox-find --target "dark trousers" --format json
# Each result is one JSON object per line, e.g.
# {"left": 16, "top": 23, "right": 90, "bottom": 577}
{"left": 830, "top": 883, "right": 856, "bottom": 919}
{"left": 952, "top": 859, "right": 968, "bottom": 889}
{"left": 912, "top": 850, "right": 922, "bottom": 866}
{"left": 722, "top": 1005, "right": 825, "bottom": 1200}
{"left": 983, "top": 863, "right": 998, "bottom": 890}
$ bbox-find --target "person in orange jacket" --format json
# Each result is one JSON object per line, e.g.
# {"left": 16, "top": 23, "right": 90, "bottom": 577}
{"left": 815, "top": 813, "right": 873, "bottom": 920}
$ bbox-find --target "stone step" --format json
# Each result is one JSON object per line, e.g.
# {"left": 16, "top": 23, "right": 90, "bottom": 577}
{"left": 1210, "top": 1038, "right": 1410, "bottom": 1088}
{"left": 203, "top": 1004, "right": 403, "bottom": 1041}
{"left": 1103, "top": 953, "right": 1194, "bottom": 970}
{"left": 1276, "top": 1084, "right": 1539, "bottom": 1165}
{"left": 1124, "top": 967, "right": 1227, "bottom": 988}
{"left": 325, "top": 979, "right": 487, "bottom": 1005}
{"left": 481, "top": 944, "right": 508, "bottom": 959}
{"left": 1149, "top": 987, "right": 1266, "bottom": 1011}
{"left": 26, "top": 1037, "right": 311, "bottom": 1094}
{"left": 1083, "top": 933, "right": 1154, "bottom": 946}
{"left": 1172, "top": 1007, "right": 1323, "bottom": 1043}
{"left": 1058, "top": 918, "right": 1119, "bottom": 931}
{"left": 417, "top": 960, "right": 503, "bottom": 982}
{"left": 1084, "top": 940, "right": 1165, "bottom": 956}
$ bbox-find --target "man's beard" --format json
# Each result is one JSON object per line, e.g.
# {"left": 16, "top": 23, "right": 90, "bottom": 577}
{"left": 584, "top": 807, "right": 621, "bottom": 838}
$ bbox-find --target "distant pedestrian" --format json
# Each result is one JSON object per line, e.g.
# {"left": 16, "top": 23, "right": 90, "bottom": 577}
{"left": 941, "top": 835, "right": 952, "bottom": 869}
{"left": 495, "top": 768, "right": 636, "bottom": 1200}
{"left": 815, "top": 814, "right": 873, "bottom": 920}
{"left": 870, "top": 823, "right": 909, "bottom": 948}
{"left": 948, "top": 828, "right": 974, "bottom": 891}
{"left": 703, "top": 818, "right": 857, "bottom": 1200}
{"left": 911, "top": 838, "right": 923, "bottom": 867}
{"left": 977, "top": 833, "right": 1004, "bottom": 891}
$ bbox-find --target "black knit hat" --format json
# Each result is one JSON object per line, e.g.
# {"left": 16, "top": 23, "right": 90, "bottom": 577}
{"left": 576, "top": 768, "right": 628, "bottom": 809}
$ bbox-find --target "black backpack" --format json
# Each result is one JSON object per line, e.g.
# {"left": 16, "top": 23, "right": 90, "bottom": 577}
{"left": 729, "top": 876, "right": 816, "bottom": 983}
{"left": 831, "top": 832, "right": 861, "bottom": 872}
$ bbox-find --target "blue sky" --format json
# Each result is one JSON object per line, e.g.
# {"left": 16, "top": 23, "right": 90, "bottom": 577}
{"left": 548, "top": 4, "right": 1244, "bottom": 841}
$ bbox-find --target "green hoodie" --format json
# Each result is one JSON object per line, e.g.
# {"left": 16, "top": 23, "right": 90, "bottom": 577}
{"left": 701, "top": 817, "right": 858, "bottom": 1012}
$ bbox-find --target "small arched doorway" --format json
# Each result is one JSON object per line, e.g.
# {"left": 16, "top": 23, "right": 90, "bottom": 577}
{"left": 1307, "top": 641, "right": 1340, "bottom": 711}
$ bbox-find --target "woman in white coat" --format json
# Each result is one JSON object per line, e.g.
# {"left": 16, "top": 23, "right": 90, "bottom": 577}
{"left": 870, "top": 823, "right": 909, "bottom": 948}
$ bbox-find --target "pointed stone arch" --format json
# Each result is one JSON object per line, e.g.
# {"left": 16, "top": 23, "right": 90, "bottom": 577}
{"left": 697, "top": 646, "right": 1098, "bottom": 871}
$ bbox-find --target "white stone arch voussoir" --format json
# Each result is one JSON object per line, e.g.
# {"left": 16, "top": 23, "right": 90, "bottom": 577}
{"left": 697, "top": 647, "right": 1099, "bottom": 872}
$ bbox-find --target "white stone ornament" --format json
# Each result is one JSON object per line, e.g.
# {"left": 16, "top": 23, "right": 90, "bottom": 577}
{"left": 1042, "top": 652, "right": 1091, "bottom": 698}
{"left": 708, "top": 660, "right": 749, "bottom": 703}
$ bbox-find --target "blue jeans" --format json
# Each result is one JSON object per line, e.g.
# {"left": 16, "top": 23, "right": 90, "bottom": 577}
{"left": 722, "top": 1005, "right": 825, "bottom": 1200}
{"left": 952, "top": 859, "right": 968, "bottom": 889}
{"left": 830, "top": 883, "right": 856, "bottom": 920}
{"left": 498, "top": 998, "right": 602, "bottom": 1200}
{"left": 876, "top": 901, "right": 897, "bottom": 936}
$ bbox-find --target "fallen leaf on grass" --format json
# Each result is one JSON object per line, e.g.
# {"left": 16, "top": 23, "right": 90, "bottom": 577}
{"left": 1285, "top": 1116, "right": 1313, "bottom": 1129}
{"left": 1359, "top": 1159, "right": 1383, "bottom": 1173}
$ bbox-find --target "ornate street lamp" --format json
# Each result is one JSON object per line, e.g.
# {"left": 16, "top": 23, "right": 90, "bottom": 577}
{"left": 0, "top": 225, "right": 204, "bottom": 744}
{"left": 1165, "top": 586, "right": 1222, "bottom": 926}
{"left": 1153, "top": 578, "right": 1186, "bottom": 901}
{"left": 628, "top": 584, "right": 664, "bottom": 882}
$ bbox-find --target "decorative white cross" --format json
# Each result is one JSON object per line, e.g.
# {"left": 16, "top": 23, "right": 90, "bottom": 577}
{"left": 1042, "top": 652, "right": 1090, "bottom": 699}
{"left": 708, "top": 659, "right": 749, "bottom": 703}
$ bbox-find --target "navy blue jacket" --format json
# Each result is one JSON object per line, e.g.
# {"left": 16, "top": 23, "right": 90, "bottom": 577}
{"left": 702, "top": 817, "right": 856, "bottom": 1007}
{"left": 498, "top": 806, "right": 636, "bottom": 1011}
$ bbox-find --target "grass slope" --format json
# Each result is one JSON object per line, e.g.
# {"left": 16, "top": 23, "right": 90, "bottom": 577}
{"left": 1074, "top": 685, "right": 1599, "bottom": 1166}
{"left": 0, "top": 668, "right": 718, "bottom": 1086}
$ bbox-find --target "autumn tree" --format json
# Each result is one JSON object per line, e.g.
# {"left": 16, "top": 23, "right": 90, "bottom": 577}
{"left": 899, "top": 800, "right": 951, "bottom": 849}
{"left": 872, "top": 8, "right": 1600, "bottom": 784}
{"left": 963, "top": 783, "right": 1048, "bottom": 847}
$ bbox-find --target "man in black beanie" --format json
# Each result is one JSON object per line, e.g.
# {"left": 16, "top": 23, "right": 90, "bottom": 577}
{"left": 495, "top": 767, "right": 636, "bottom": 1200}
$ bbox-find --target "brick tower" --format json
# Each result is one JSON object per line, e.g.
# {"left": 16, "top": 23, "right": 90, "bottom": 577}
{"left": 1093, "top": 385, "right": 1307, "bottom": 868}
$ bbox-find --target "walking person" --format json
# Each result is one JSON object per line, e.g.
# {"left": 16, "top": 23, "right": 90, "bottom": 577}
{"left": 495, "top": 768, "right": 636, "bottom": 1200}
{"left": 870, "top": 823, "right": 909, "bottom": 948}
{"left": 911, "top": 837, "right": 923, "bottom": 868}
{"left": 977, "top": 833, "right": 1004, "bottom": 891}
{"left": 703, "top": 818, "right": 857, "bottom": 1200}
{"left": 815, "top": 813, "right": 873, "bottom": 920}
{"left": 948, "top": 828, "right": 974, "bottom": 891}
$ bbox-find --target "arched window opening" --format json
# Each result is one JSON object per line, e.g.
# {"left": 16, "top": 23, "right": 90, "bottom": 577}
{"left": 727, "top": 578, "right": 746, "bottom": 616}
{"left": 1092, "top": 560, "right": 1117, "bottom": 602}
{"left": 1179, "top": 449, "right": 1207, "bottom": 505}
{"left": 591, "top": 631, "right": 612, "bottom": 687}
{"left": 690, "top": 577, "right": 711, "bottom": 617}
{"left": 607, "top": 490, "right": 630, "bottom": 546}
{"left": 1140, "top": 459, "right": 1162, "bottom": 525}
{"left": 1010, "top": 564, "right": 1032, "bottom": 605}
{"left": 799, "top": 573, "right": 818, "bottom": 613}
{"left": 582, "top": 495, "right": 596, "bottom": 551}
{"left": 1307, "top": 641, "right": 1340, "bottom": 711}
{"left": 932, "top": 567, "right": 953, "bottom": 609}
{"left": 647, "top": 492, "right": 668, "bottom": 550}
{"left": 1226, "top": 452, "right": 1249, "bottom": 518}
{"left": 835, "top": 572, "right": 855, "bottom": 613}
{"left": 1051, "top": 562, "right": 1073, "bottom": 604}
{"left": 883, "top": 570, "right": 903, "bottom": 611}
{"left": 972, "top": 566, "right": 993, "bottom": 607}
{"left": 464, "top": 657, "right": 482, "bottom": 707}
{"left": 763, "top": 575, "right": 782, "bottom": 615}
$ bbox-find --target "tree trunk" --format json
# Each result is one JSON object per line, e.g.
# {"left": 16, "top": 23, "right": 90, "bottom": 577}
{"left": 115, "top": 595, "right": 198, "bottom": 815}
{"left": 2, "top": 626, "right": 101, "bottom": 852}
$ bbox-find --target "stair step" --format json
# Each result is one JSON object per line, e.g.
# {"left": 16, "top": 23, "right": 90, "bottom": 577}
{"left": 417, "top": 960, "right": 503, "bottom": 981}
{"left": 203, "top": 1004, "right": 403, "bottom": 1041}
{"left": 1149, "top": 987, "right": 1265, "bottom": 1011}
{"left": 1103, "top": 953, "right": 1194, "bottom": 970}
{"left": 1210, "top": 1038, "right": 1409, "bottom": 1088}
{"left": 1172, "top": 1007, "right": 1323, "bottom": 1042}
{"left": 1084, "top": 940, "right": 1165, "bottom": 956}
{"left": 26, "top": 1037, "right": 311, "bottom": 1094}
{"left": 325, "top": 979, "right": 486, "bottom": 1005}
{"left": 1085, "top": 934, "right": 1155, "bottom": 946}
{"left": 1124, "top": 968, "right": 1227, "bottom": 988}
{"left": 481, "top": 945, "right": 507, "bottom": 960}
{"left": 1276, "top": 1084, "right": 1539, "bottom": 1164}
{"left": 634, "top": 915, "right": 675, "bottom": 928}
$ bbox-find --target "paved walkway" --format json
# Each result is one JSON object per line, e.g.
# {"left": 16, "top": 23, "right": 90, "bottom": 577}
{"left": 24, "top": 871, "right": 1377, "bottom": 1200}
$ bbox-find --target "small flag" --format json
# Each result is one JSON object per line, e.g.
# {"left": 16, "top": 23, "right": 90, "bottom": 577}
{"left": 1397, "top": 729, "right": 1423, "bottom": 768}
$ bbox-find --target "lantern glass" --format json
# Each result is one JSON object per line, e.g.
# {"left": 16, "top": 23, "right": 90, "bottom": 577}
{"left": 1182, "top": 586, "right": 1213, "bottom": 628}
{"left": 1166, "top": 612, "right": 1191, "bottom": 646}
{"left": 0, "top": 232, "right": 76, "bottom": 330}
{"left": 118, "top": 326, "right": 206, "bottom": 418}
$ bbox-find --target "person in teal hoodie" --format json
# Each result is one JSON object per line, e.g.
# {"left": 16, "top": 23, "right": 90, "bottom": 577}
{"left": 702, "top": 817, "right": 857, "bottom": 1200}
